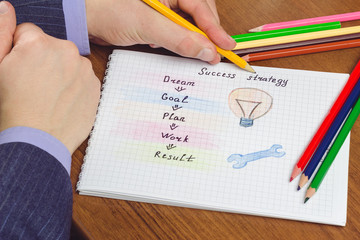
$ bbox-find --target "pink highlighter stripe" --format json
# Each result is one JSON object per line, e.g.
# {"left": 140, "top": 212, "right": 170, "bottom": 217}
{"left": 262, "top": 11, "right": 360, "bottom": 31}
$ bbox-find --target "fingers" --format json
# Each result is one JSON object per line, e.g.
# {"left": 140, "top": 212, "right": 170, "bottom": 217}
{"left": 12, "top": 22, "right": 76, "bottom": 61}
{"left": 140, "top": 1, "right": 220, "bottom": 64}
{"left": 173, "top": 0, "right": 236, "bottom": 50}
{"left": 0, "top": 1, "right": 16, "bottom": 63}
{"left": 143, "top": 13, "right": 221, "bottom": 64}
{"left": 142, "top": 0, "right": 235, "bottom": 64}
{"left": 13, "top": 22, "right": 46, "bottom": 47}
{"left": 0, "top": 20, "right": 100, "bottom": 153}
{"left": 203, "top": 0, "right": 220, "bottom": 23}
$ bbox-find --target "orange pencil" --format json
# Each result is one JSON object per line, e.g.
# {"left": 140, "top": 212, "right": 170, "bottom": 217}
{"left": 242, "top": 39, "right": 360, "bottom": 62}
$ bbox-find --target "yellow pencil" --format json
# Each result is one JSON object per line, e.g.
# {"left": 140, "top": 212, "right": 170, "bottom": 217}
{"left": 141, "top": 0, "right": 255, "bottom": 73}
{"left": 234, "top": 25, "right": 360, "bottom": 50}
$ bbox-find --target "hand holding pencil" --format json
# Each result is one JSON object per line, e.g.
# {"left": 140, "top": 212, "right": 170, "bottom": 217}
{"left": 140, "top": 0, "right": 254, "bottom": 72}
{"left": 87, "top": 0, "right": 246, "bottom": 66}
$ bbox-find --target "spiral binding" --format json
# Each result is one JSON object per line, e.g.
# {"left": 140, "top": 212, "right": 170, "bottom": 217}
{"left": 76, "top": 52, "right": 116, "bottom": 191}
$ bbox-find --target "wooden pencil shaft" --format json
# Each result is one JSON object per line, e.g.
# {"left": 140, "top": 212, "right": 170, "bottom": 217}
{"left": 234, "top": 26, "right": 360, "bottom": 50}
{"left": 233, "top": 32, "right": 360, "bottom": 55}
{"left": 141, "top": 0, "right": 251, "bottom": 71}
{"left": 310, "top": 92, "right": 360, "bottom": 190}
{"left": 290, "top": 61, "right": 360, "bottom": 181}
{"left": 252, "top": 11, "right": 360, "bottom": 32}
{"left": 233, "top": 22, "right": 341, "bottom": 42}
{"left": 245, "top": 39, "right": 360, "bottom": 61}
{"left": 300, "top": 69, "right": 360, "bottom": 190}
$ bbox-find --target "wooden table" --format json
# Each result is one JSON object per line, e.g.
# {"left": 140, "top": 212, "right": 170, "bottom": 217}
{"left": 70, "top": 0, "right": 360, "bottom": 239}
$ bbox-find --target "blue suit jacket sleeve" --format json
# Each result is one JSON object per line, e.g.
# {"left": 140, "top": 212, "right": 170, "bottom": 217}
{"left": 0, "top": 142, "right": 72, "bottom": 240}
{"left": 8, "top": 0, "right": 66, "bottom": 40}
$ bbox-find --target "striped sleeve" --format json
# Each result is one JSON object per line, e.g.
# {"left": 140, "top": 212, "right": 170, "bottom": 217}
{"left": 8, "top": 0, "right": 67, "bottom": 40}
{"left": 0, "top": 142, "right": 72, "bottom": 240}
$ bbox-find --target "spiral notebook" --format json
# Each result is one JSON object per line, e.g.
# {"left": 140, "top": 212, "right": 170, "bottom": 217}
{"left": 77, "top": 50, "right": 349, "bottom": 226}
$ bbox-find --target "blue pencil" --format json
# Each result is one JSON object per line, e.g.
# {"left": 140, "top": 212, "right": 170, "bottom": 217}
{"left": 297, "top": 73, "right": 360, "bottom": 190}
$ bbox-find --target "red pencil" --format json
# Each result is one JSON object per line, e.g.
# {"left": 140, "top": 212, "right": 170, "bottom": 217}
{"left": 289, "top": 60, "right": 360, "bottom": 182}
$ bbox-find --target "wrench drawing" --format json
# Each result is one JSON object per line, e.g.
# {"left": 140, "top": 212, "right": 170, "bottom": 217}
{"left": 227, "top": 144, "right": 285, "bottom": 169}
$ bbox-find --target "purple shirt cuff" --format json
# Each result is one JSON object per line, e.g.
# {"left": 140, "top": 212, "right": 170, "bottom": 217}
{"left": 63, "top": 0, "right": 91, "bottom": 55}
{"left": 0, "top": 127, "right": 71, "bottom": 175}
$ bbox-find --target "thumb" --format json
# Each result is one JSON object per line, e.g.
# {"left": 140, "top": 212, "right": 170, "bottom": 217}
{"left": 0, "top": 1, "right": 16, "bottom": 63}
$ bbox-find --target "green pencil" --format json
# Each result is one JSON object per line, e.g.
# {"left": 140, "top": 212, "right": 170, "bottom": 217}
{"left": 232, "top": 22, "right": 341, "bottom": 43}
{"left": 305, "top": 94, "right": 360, "bottom": 203}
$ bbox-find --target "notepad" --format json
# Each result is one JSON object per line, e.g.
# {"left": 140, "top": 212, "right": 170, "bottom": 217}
{"left": 77, "top": 50, "right": 349, "bottom": 226}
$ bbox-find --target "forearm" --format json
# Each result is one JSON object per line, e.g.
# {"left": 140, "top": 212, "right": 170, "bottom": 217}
{"left": 0, "top": 2, "right": 100, "bottom": 238}
{"left": 0, "top": 138, "right": 72, "bottom": 239}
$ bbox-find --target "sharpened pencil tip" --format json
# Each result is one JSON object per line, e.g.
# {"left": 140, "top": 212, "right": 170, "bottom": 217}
{"left": 304, "top": 197, "right": 310, "bottom": 204}
{"left": 297, "top": 186, "right": 301, "bottom": 191}
{"left": 242, "top": 54, "right": 250, "bottom": 62}
{"left": 248, "top": 26, "right": 263, "bottom": 33}
{"left": 289, "top": 177, "right": 293, "bottom": 182}
{"left": 244, "top": 64, "right": 256, "bottom": 73}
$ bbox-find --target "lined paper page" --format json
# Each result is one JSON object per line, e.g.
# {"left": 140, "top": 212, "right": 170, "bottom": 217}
{"left": 77, "top": 50, "right": 349, "bottom": 225}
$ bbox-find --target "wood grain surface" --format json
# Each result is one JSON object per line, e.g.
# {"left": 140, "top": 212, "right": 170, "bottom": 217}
{"left": 70, "top": 0, "right": 360, "bottom": 239}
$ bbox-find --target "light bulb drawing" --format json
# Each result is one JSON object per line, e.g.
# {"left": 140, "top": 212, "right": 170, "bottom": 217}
{"left": 228, "top": 88, "right": 273, "bottom": 127}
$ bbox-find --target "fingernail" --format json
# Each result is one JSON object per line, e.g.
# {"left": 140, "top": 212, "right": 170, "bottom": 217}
{"left": 196, "top": 48, "right": 215, "bottom": 62}
{"left": 0, "top": 1, "right": 9, "bottom": 15}
{"left": 228, "top": 34, "right": 235, "bottom": 42}
{"left": 149, "top": 44, "right": 161, "bottom": 49}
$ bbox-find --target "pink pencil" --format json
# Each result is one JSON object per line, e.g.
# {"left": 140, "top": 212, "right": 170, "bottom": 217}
{"left": 249, "top": 11, "right": 360, "bottom": 32}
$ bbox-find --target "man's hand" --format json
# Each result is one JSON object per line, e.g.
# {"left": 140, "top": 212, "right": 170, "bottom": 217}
{"left": 0, "top": 21, "right": 101, "bottom": 153}
{"left": 85, "top": 0, "right": 236, "bottom": 64}
{"left": 0, "top": 1, "right": 16, "bottom": 63}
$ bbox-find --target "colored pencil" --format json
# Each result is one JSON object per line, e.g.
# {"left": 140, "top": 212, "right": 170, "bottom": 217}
{"left": 233, "top": 26, "right": 360, "bottom": 50}
{"left": 290, "top": 60, "right": 360, "bottom": 182}
{"left": 305, "top": 90, "right": 360, "bottom": 203}
{"left": 298, "top": 67, "right": 360, "bottom": 190}
{"left": 232, "top": 22, "right": 341, "bottom": 43}
{"left": 242, "top": 39, "right": 360, "bottom": 62}
{"left": 233, "top": 33, "right": 360, "bottom": 56}
{"left": 141, "top": 0, "right": 255, "bottom": 73}
{"left": 249, "top": 11, "right": 360, "bottom": 32}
